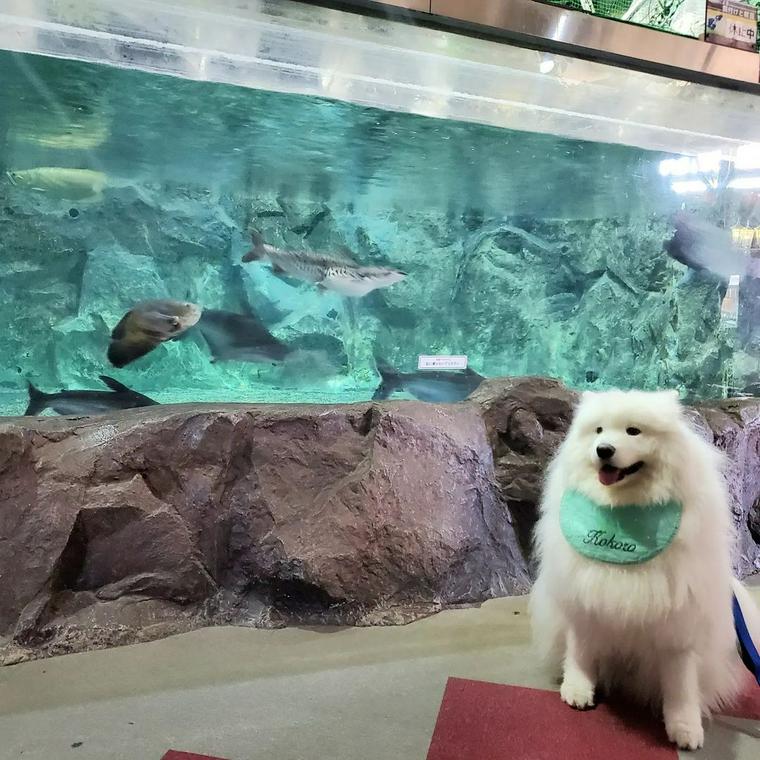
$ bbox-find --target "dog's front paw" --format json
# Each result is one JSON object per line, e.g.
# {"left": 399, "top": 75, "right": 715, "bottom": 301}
{"left": 560, "top": 676, "right": 596, "bottom": 710}
{"left": 666, "top": 718, "right": 704, "bottom": 751}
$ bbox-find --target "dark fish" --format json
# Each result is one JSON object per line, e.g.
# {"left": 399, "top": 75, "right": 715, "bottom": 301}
{"left": 108, "top": 299, "right": 202, "bottom": 367}
{"left": 25, "top": 376, "right": 157, "bottom": 416}
{"left": 729, "top": 381, "right": 760, "bottom": 398}
{"left": 197, "top": 308, "right": 291, "bottom": 363}
{"left": 372, "top": 358, "right": 485, "bottom": 402}
{"left": 242, "top": 231, "right": 406, "bottom": 297}
{"left": 665, "top": 212, "right": 747, "bottom": 280}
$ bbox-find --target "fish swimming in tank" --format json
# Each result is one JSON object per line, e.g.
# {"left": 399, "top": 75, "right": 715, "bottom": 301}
{"left": 25, "top": 376, "right": 157, "bottom": 416}
{"left": 108, "top": 299, "right": 203, "bottom": 367}
{"left": 724, "top": 381, "right": 760, "bottom": 398}
{"left": 6, "top": 167, "right": 107, "bottom": 201}
{"left": 242, "top": 231, "right": 407, "bottom": 297}
{"left": 665, "top": 211, "right": 747, "bottom": 282}
{"left": 372, "top": 358, "right": 485, "bottom": 402}
{"left": 196, "top": 308, "right": 292, "bottom": 364}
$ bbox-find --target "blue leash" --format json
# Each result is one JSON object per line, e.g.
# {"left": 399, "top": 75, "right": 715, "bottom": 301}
{"left": 733, "top": 593, "right": 760, "bottom": 686}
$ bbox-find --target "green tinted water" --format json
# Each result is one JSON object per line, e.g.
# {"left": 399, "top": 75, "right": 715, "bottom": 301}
{"left": 0, "top": 50, "right": 756, "bottom": 416}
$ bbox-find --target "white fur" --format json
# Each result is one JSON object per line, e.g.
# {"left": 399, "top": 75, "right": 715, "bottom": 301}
{"left": 530, "top": 389, "right": 759, "bottom": 751}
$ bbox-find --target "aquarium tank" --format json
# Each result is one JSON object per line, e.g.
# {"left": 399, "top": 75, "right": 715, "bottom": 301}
{"left": 2, "top": 4, "right": 760, "bottom": 759}
{"left": 1, "top": 0, "right": 760, "bottom": 418}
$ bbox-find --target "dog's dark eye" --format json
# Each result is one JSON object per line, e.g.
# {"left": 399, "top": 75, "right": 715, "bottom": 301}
{"left": 596, "top": 427, "right": 603, "bottom": 434}
{"left": 626, "top": 427, "right": 641, "bottom": 436}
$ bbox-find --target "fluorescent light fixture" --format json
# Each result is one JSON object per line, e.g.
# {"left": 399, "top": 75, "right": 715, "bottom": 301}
{"left": 659, "top": 156, "right": 696, "bottom": 177}
{"left": 696, "top": 151, "right": 722, "bottom": 174}
{"left": 660, "top": 151, "right": 726, "bottom": 177}
{"left": 728, "top": 175, "right": 760, "bottom": 190}
{"left": 735, "top": 144, "right": 760, "bottom": 170}
{"left": 671, "top": 180, "right": 708, "bottom": 194}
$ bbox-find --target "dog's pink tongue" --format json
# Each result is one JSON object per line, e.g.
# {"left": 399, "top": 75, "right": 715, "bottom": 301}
{"left": 598, "top": 466, "right": 621, "bottom": 486}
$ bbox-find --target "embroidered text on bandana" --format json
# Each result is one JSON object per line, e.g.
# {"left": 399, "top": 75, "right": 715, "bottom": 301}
{"left": 560, "top": 490, "right": 682, "bottom": 565}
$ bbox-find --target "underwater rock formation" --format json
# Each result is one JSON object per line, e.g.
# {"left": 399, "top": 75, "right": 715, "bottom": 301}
{"left": 1, "top": 379, "right": 759, "bottom": 663}
{"left": 0, "top": 176, "right": 746, "bottom": 410}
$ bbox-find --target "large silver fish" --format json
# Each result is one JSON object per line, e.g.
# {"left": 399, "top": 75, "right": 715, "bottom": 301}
{"left": 665, "top": 212, "right": 747, "bottom": 281}
{"left": 25, "top": 376, "right": 157, "bottom": 416}
{"left": 242, "top": 231, "right": 407, "bottom": 297}
{"left": 197, "top": 309, "right": 292, "bottom": 364}
{"left": 7, "top": 167, "right": 107, "bottom": 201}
{"left": 372, "top": 358, "right": 485, "bottom": 402}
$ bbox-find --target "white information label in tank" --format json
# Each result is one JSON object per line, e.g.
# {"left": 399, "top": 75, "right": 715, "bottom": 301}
{"left": 418, "top": 355, "right": 468, "bottom": 370}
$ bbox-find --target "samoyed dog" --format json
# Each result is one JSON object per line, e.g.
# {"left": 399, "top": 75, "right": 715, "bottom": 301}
{"left": 530, "top": 389, "right": 760, "bottom": 750}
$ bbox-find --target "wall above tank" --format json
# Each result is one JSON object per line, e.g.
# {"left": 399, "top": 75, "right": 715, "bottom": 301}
{"left": 340, "top": 0, "right": 760, "bottom": 85}
{"left": 1, "top": 0, "right": 760, "bottom": 156}
{"left": 427, "top": 0, "right": 759, "bottom": 83}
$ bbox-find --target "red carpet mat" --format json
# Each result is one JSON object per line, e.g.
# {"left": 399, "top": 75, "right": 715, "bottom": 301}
{"left": 426, "top": 677, "right": 760, "bottom": 760}
{"left": 426, "top": 679, "right": 678, "bottom": 760}
{"left": 161, "top": 677, "right": 759, "bottom": 760}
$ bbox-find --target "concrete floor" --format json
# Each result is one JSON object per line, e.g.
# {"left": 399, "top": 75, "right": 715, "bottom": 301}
{"left": 0, "top": 593, "right": 758, "bottom": 760}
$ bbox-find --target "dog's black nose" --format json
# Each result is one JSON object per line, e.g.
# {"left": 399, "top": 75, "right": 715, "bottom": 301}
{"left": 596, "top": 445, "right": 615, "bottom": 460}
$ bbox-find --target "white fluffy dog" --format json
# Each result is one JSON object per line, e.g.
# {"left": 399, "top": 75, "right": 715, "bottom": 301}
{"left": 530, "top": 389, "right": 760, "bottom": 750}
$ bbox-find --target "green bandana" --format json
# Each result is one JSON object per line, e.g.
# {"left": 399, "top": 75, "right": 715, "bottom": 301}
{"left": 560, "top": 490, "right": 682, "bottom": 565}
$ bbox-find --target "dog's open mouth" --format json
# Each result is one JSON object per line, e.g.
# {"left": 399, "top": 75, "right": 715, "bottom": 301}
{"left": 598, "top": 461, "right": 644, "bottom": 486}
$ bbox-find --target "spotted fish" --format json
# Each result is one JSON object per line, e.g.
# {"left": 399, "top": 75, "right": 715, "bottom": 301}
{"left": 242, "top": 231, "right": 407, "bottom": 297}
